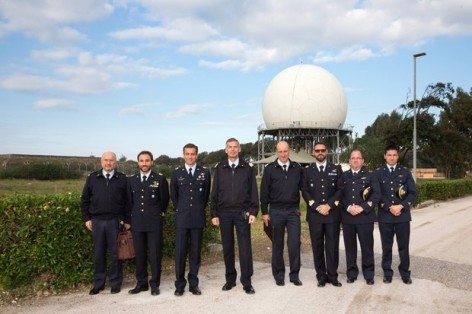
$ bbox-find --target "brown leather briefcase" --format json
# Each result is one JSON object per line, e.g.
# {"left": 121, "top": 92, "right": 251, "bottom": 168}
{"left": 117, "top": 229, "right": 135, "bottom": 260}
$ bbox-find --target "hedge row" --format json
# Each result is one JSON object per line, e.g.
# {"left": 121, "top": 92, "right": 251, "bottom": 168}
{"left": 0, "top": 193, "right": 219, "bottom": 291}
{"left": 416, "top": 178, "right": 472, "bottom": 204}
{"left": 0, "top": 164, "right": 82, "bottom": 180}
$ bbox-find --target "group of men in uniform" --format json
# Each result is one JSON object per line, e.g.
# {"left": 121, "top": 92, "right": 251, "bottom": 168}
{"left": 80, "top": 138, "right": 416, "bottom": 297}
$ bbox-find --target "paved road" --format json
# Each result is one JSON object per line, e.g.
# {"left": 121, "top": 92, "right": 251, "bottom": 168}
{"left": 3, "top": 196, "right": 472, "bottom": 313}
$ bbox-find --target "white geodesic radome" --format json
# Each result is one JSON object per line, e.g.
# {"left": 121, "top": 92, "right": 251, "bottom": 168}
{"left": 262, "top": 64, "right": 347, "bottom": 130}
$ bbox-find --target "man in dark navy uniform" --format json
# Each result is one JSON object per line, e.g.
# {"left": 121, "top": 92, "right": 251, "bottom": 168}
{"left": 375, "top": 144, "right": 417, "bottom": 284}
{"left": 302, "top": 142, "right": 343, "bottom": 287}
{"left": 340, "top": 149, "right": 380, "bottom": 285}
{"left": 81, "top": 151, "right": 130, "bottom": 295}
{"left": 211, "top": 138, "right": 259, "bottom": 294}
{"left": 260, "top": 141, "right": 303, "bottom": 287}
{"left": 128, "top": 151, "right": 169, "bottom": 296}
{"left": 171, "top": 143, "right": 211, "bottom": 296}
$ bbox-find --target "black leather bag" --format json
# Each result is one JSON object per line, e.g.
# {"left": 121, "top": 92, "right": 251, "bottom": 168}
{"left": 117, "top": 229, "right": 135, "bottom": 261}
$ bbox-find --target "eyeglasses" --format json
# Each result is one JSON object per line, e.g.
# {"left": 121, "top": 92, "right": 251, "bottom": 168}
{"left": 314, "top": 149, "right": 326, "bottom": 153}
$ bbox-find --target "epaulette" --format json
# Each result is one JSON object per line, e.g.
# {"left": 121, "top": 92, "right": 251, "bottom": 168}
{"left": 214, "top": 162, "right": 220, "bottom": 168}
{"left": 305, "top": 165, "right": 310, "bottom": 168}
{"left": 293, "top": 162, "right": 301, "bottom": 167}
{"left": 202, "top": 166, "right": 207, "bottom": 169}
{"left": 175, "top": 166, "right": 179, "bottom": 170}
{"left": 159, "top": 173, "right": 163, "bottom": 176}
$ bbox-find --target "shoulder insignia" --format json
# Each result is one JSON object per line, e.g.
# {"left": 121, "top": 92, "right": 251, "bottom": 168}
{"left": 214, "top": 162, "right": 220, "bottom": 168}
{"left": 175, "top": 166, "right": 179, "bottom": 170}
{"left": 159, "top": 173, "right": 163, "bottom": 176}
{"left": 305, "top": 165, "right": 310, "bottom": 168}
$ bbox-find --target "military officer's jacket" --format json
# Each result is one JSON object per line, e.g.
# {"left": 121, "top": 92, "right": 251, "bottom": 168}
{"left": 375, "top": 164, "right": 417, "bottom": 223}
{"left": 128, "top": 171, "right": 169, "bottom": 232}
{"left": 340, "top": 166, "right": 380, "bottom": 224}
{"left": 171, "top": 164, "right": 211, "bottom": 228}
{"left": 302, "top": 162, "right": 343, "bottom": 223}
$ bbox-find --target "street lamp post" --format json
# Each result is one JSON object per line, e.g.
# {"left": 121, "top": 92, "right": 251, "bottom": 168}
{"left": 413, "top": 52, "right": 426, "bottom": 182}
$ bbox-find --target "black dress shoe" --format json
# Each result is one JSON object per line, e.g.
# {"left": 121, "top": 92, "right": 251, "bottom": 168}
{"left": 128, "top": 285, "right": 149, "bottom": 294}
{"left": 317, "top": 279, "right": 326, "bottom": 287}
{"left": 346, "top": 277, "right": 357, "bottom": 283}
{"left": 366, "top": 279, "right": 375, "bottom": 285}
{"left": 330, "top": 279, "right": 342, "bottom": 287}
{"left": 402, "top": 277, "right": 412, "bottom": 284}
{"left": 174, "top": 289, "right": 184, "bottom": 296}
{"left": 89, "top": 285, "right": 105, "bottom": 295}
{"left": 151, "top": 288, "right": 160, "bottom": 296}
{"left": 276, "top": 280, "right": 285, "bottom": 286}
{"left": 243, "top": 285, "right": 255, "bottom": 294}
{"left": 222, "top": 282, "right": 236, "bottom": 291}
{"left": 110, "top": 287, "right": 121, "bottom": 294}
{"left": 290, "top": 279, "right": 303, "bottom": 286}
{"left": 189, "top": 286, "right": 202, "bottom": 295}
{"left": 383, "top": 276, "right": 392, "bottom": 283}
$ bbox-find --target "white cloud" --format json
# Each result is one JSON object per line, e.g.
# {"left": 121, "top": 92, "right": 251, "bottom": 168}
{"left": 33, "top": 98, "right": 74, "bottom": 109}
{"left": 0, "top": 71, "right": 131, "bottom": 94}
{"left": 313, "top": 46, "right": 380, "bottom": 64}
{"left": 165, "top": 104, "right": 207, "bottom": 119}
{"left": 31, "top": 48, "right": 79, "bottom": 61}
{"left": 2, "top": 48, "right": 186, "bottom": 94}
{"left": 0, "top": 0, "right": 113, "bottom": 42}
{"left": 109, "top": 17, "right": 218, "bottom": 42}
{"left": 125, "top": 0, "right": 472, "bottom": 70}
{"left": 119, "top": 104, "right": 148, "bottom": 116}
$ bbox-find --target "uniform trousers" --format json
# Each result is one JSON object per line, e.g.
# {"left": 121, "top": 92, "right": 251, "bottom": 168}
{"left": 308, "top": 221, "right": 340, "bottom": 282}
{"left": 379, "top": 221, "right": 411, "bottom": 278}
{"left": 91, "top": 218, "right": 122, "bottom": 289}
{"left": 342, "top": 222, "right": 375, "bottom": 280}
{"left": 133, "top": 227, "right": 163, "bottom": 288}
{"left": 174, "top": 227, "right": 203, "bottom": 289}
{"left": 270, "top": 208, "right": 301, "bottom": 282}
{"left": 218, "top": 210, "right": 253, "bottom": 287}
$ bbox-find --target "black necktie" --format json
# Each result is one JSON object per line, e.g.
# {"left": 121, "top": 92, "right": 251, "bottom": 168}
{"left": 390, "top": 167, "right": 394, "bottom": 173}
{"left": 142, "top": 175, "right": 147, "bottom": 182}
{"left": 283, "top": 164, "right": 287, "bottom": 172}
{"left": 353, "top": 171, "right": 357, "bottom": 177}
{"left": 320, "top": 165, "right": 324, "bottom": 173}
{"left": 106, "top": 173, "right": 110, "bottom": 186}
{"left": 231, "top": 164, "right": 236, "bottom": 170}
{"left": 189, "top": 167, "right": 193, "bottom": 178}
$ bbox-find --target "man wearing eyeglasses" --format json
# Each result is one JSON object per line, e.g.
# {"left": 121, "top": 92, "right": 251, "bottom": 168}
{"left": 340, "top": 149, "right": 380, "bottom": 285}
{"left": 302, "top": 142, "right": 343, "bottom": 287}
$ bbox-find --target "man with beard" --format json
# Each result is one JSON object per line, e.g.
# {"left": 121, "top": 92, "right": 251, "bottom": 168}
{"left": 302, "top": 142, "right": 343, "bottom": 287}
{"left": 211, "top": 138, "right": 259, "bottom": 294}
{"left": 81, "top": 151, "right": 130, "bottom": 295}
{"left": 260, "top": 141, "right": 303, "bottom": 287}
{"left": 375, "top": 144, "right": 416, "bottom": 284}
{"left": 171, "top": 143, "right": 211, "bottom": 296}
{"left": 128, "top": 151, "right": 169, "bottom": 296}
{"left": 340, "top": 149, "right": 380, "bottom": 285}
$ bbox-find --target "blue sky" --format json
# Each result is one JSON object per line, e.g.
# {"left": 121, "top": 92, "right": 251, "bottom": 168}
{"left": 1, "top": 0, "right": 471, "bottom": 159}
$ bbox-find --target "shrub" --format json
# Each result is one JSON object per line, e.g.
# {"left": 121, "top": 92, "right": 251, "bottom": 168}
{"left": 0, "top": 164, "right": 82, "bottom": 180}
{"left": 416, "top": 178, "right": 472, "bottom": 204}
{"left": 0, "top": 193, "right": 219, "bottom": 291}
